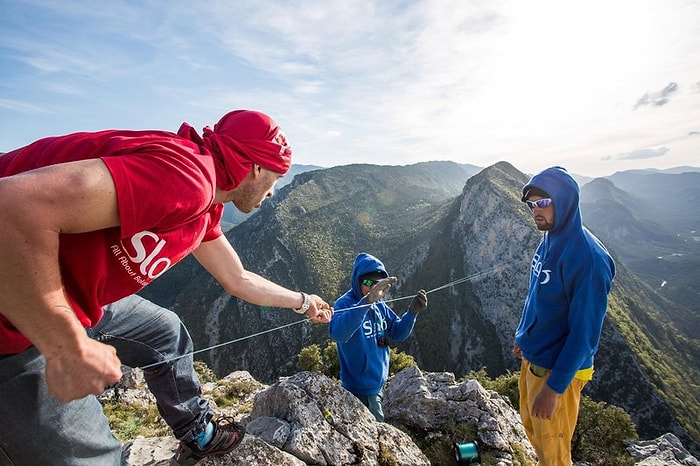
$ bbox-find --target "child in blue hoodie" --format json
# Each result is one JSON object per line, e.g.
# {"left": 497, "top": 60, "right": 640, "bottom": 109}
{"left": 514, "top": 167, "right": 615, "bottom": 465}
{"left": 329, "top": 253, "right": 428, "bottom": 422}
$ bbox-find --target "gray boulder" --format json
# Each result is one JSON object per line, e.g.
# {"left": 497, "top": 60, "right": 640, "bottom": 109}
{"left": 384, "top": 365, "right": 536, "bottom": 465}
{"left": 625, "top": 433, "right": 699, "bottom": 466}
{"left": 246, "top": 371, "right": 430, "bottom": 465}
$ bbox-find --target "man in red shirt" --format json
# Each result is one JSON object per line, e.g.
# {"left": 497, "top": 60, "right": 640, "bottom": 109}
{"left": 0, "top": 110, "right": 332, "bottom": 465}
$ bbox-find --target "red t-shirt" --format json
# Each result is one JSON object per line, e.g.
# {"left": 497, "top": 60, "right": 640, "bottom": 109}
{"left": 0, "top": 130, "right": 224, "bottom": 354}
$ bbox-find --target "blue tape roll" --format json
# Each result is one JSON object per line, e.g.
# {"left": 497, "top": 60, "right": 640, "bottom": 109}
{"left": 454, "top": 441, "right": 480, "bottom": 464}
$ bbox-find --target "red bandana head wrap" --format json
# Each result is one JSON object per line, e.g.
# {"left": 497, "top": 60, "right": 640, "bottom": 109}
{"left": 177, "top": 109, "right": 292, "bottom": 191}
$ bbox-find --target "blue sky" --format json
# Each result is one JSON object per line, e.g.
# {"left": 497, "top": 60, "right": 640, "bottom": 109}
{"left": 1, "top": 0, "right": 699, "bottom": 177}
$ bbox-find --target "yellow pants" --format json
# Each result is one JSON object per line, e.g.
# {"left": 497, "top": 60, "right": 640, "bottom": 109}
{"left": 519, "top": 359, "right": 587, "bottom": 466}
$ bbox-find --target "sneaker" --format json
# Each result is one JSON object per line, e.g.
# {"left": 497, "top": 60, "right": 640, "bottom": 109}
{"left": 170, "top": 417, "right": 246, "bottom": 466}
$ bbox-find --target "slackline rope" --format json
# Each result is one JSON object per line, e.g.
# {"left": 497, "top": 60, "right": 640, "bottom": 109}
{"left": 128, "top": 266, "right": 502, "bottom": 375}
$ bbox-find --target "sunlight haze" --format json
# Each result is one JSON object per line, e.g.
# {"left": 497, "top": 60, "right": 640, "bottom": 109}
{"left": 1, "top": 0, "right": 698, "bottom": 177}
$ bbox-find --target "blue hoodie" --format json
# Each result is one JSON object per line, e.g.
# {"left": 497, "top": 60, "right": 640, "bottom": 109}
{"left": 515, "top": 167, "right": 616, "bottom": 394}
{"left": 329, "top": 253, "right": 417, "bottom": 396}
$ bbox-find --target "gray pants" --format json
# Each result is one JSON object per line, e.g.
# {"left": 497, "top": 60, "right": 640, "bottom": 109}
{"left": 0, "top": 295, "right": 211, "bottom": 465}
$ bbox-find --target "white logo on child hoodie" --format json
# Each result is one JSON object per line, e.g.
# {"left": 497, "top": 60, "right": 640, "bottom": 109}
{"left": 362, "top": 312, "right": 388, "bottom": 338}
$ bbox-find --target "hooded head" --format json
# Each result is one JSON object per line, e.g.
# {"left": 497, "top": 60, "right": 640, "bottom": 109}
{"left": 178, "top": 109, "right": 292, "bottom": 191}
{"left": 350, "top": 253, "right": 388, "bottom": 299}
{"left": 521, "top": 166, "right": 582, "bottom": 234}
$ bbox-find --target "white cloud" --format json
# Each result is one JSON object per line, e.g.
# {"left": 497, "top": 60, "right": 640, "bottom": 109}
{"left": 605, "top": 146, "right": 671, "bottom": 161}
{"left": 634, "top": 82, "right": 680, "bottom": 109}
{"left": 1, "top": 0, "right": 699, "bottom": 176}
{"left": 0, "top": 98, "right": 50, "bottom": 113}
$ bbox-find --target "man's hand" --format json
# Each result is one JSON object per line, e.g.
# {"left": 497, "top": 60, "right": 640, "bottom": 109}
{"left": 513, "top": 342, "right": 522, "bottom": 359}
{"left": 306, "top": 294, "right": 333, "bottom": 324}
{"left": 532, "top": 384, "right": 560, "bottom": 419}
{"left": 44, "top": 338, "right": 122, "bottom": 403}
{"left": 366, "top": 277, "right": 398, "bottom": 303}
{"left": 409, "top": 289, "right": 428, "bottom": 315}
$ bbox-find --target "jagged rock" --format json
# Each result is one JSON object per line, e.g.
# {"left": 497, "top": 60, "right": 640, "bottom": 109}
{"left": 99, "top": 365, "right": 155, "bottom": 406}
{"left": 122, "top": 437, "right": 177, "bottom": 465}
{"left": 116, "top": 369, "right": 698, "bottom": 465}
{"left": 121, "top": 371, "right": 429, "bottom": 465}
{"left": 245, "top": 371, "right": 430, "bottom": 465}
{"left": 625, "top": 433, "right": 700, "bottom": 466}
{"left": 222, "top": 436, "right": 307, "bottom": 465}
{"left": 123, "top": 435, "right": 306, "bottom": 466}
{"left": 384, "top": 365, "right": 536, "bottom": 464}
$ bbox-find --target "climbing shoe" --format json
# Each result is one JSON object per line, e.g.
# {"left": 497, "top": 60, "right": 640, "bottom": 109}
{"left": 170, "top": 417, "right": 245, "bottom": 466}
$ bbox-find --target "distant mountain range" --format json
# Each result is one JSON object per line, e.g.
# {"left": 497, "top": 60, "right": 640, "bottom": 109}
{"left": 220, "top": 164, "right": 325, "bottom": 227}
{"left": 220, "top": 162, "right": 482, "bottom": 228}
{"left": 134, "top": 161, "right": 699, "bottom": 454}
{"left": 4, "top": 143, "right": 697, "bottom": 451}
{"left": 581, "top": 172, "right": 700, "bottom": 337}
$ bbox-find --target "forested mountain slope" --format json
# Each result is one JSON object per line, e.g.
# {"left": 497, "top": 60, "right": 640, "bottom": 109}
{"left": 138, "top": 161, "right": 700, "bottom": 453}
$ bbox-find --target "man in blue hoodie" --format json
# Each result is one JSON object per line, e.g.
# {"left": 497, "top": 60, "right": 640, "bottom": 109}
{"left": 329, "top": 253, "right": 428, "bottom": 422}
{"left": 513, "top": 167, "right": 616, "bottom": 465}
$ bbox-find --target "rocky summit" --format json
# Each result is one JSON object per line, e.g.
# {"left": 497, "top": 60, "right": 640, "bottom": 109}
{"left": 113, "top": 368, "right": 697, "bottom": 466}
{"left": 139, "top": 162, "right": 700, "bottom": 454}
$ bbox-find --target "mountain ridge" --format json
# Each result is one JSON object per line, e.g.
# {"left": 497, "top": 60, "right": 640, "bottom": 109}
{"left": 137, "top": 160, "right": 700, "bottom": 454}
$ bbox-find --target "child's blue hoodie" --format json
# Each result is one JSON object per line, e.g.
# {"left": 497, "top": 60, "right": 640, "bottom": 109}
{"left": 329, "top": 253, "right": 417, "bottom": 396}
{"left": 515, "top": 167, "right": 616, "bottom": 393}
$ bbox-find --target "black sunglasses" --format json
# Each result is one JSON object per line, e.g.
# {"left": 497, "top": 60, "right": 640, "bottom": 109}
{"left": 525, "top": 198, "right": 552, "bottom": 211}
{"left": 361, "top": 279, "right": 377, "bottom": 287}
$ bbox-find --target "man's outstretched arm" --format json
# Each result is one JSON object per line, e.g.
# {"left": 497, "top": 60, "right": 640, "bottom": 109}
{"left": 194, "top": 236, "right": 332, "bottom": 323}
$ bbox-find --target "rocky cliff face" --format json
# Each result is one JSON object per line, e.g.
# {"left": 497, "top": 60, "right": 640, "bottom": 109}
{"left": 115, "top": 368, "right": 697, "bottom": 465}
{"left": 384, "top": 162, "right": 698, "bottom": 452}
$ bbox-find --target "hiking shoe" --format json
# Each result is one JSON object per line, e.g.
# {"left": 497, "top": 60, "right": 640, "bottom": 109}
{"left": 170, "top": 417, "right": 245, "bottom": 466}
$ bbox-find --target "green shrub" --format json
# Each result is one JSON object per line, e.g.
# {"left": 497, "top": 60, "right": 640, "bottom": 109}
{"left": 388, "top": 347, "right": 416, "bottom": 376}
{"left": 467, "top": 368, "right": 639, "bottom": 465}
{"left": 209, "top": 377, "right": 261, "bottom": 412}
{"left": 193, "top": 360, "right": 217, "bottom": 383}
{"left": 572, "top": 397, "right": 638, "bottom": 465}
{"left": 296, "top": 340, "right": 416, "bottom": 380}
{"left": 297, "top": 344, "right": 324, "bottom": 373}
{"left": 322, "top": 341, "right": 340, "bottom": 379}
{"left": 103, "top": 401, "right": 170, "bottom": 442}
